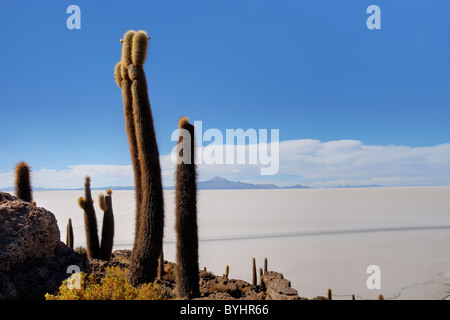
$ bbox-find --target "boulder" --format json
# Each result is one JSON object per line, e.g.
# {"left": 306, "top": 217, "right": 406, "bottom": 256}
{"left": 261, "top": 271, "right": 300, "bottom": 300}
{"left": 0, "top": 192, "right": 90, "bottom": 299}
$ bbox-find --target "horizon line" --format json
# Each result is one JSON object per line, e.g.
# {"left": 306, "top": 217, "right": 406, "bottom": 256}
{"left": 3, "top": 185, "right": 450, "bottom": 192}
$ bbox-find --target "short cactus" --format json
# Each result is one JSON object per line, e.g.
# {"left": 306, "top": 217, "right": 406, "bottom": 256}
{"left": 78, "top": 176, "right": 100, "bottom": 260}
{"left": 66, "top": 218, "right": 74, "bottom": 250}
{"left": 252, "top": 258, "right": 257, "bottom": 286}
{"left": 264, "top": 257, "right": 268, "bottom": 274}
{"left": 99, "top": 189, "right": 115, "bottom": 261}
{"left": 158, "top": 249, "right": 165, "bottom": 280}
{"left": 15, "top": 161, "right": 32, "bottom": 203}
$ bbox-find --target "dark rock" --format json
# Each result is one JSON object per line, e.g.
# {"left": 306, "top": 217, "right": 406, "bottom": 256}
{"left": 0, "top": 192, "right": 90, "bottom": 300}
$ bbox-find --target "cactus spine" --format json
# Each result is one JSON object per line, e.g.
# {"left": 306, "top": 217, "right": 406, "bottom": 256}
{"left": 116, "top": 30, "right": 165, "bottom": 285}
{"left": 328, "top": 288, "right": 332, "bottom": 300}
{"left": 78, "top": 176, "right": 100, "bottom": 260}
{"left": 15, "top": 161, "right": 32, "bottom": 203}
{"left": 264, "top": 257, "right": 268, "bottom": 274}
{"left": 175, "top": 117, "right": 199, "bottom": 298}
{"left": 66, "top": 218, "right": 74, "bottom": 249}
{"left": 99, "top": 189, "right": 115, "bottom": 261}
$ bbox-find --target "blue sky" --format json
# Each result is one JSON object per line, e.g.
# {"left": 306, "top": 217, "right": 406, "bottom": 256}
{"left": 0, "top": 1, "right": 449, "bottom": 188}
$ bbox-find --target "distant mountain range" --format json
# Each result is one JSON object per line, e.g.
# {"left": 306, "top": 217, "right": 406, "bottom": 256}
{"left": 0, "top": 177, "right": 383, "bottom": 191}
{"left": 166, "top": 177, "right": 309, "bottom": 190}
{"left": 331, "top": 184, "right": 383, "bottom": 188}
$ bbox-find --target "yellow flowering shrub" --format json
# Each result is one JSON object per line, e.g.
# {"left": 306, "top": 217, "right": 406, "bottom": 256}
{"left": 45, "top": 267, "right": 173, "bottom": 300}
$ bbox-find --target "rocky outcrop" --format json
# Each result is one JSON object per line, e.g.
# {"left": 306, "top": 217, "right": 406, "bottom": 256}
{"left": 261, "top": 271, "right": 300, "bottom": 300}
{"left": 89, "top": 249, "right": 132, "bottom": 279}
{"left": 88, "top": 250, "right": 301, "bottom": 300}
{"left": 197, "top": 271, "right": 266, "bottom": 300}
{"left": 0, "top": 192, "right": 90, "bottom": 300}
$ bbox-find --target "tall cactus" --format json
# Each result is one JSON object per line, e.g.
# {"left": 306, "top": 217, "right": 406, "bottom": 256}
{"left": 99, "top": 189, "right": 115, "bottom": 261}
{"left": 114, "top": 30, "right": 142, "bottom": 228}
{"left": 115, "top": 30, "right": 165, "bottom": 285}
{"left": 175, "top": 117, "right": 199, "bottom": 298}
{"left": 77, "top": 176, "right": 100, "bottom": 260}
{"left": 66, "top": 218, "right": 74, "bottom": 249}
{"left": 15, "top": 161, "right": 32, "bottom": 203}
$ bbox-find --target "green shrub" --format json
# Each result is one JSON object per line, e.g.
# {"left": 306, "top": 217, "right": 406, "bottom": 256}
{"left": 45, "top": 267, "right": 173, "bottom": 300}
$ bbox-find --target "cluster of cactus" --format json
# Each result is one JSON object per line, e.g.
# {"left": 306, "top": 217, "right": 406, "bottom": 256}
{"left": 115, "top": 30, "right": 165, "bottom": 286}
{"left": 251, "top": 257, "right": 269, "bottom": 287}
{"left": 77, "top": 176, "right": 115, "bottom": 261}
{"left": 115, "top": 31, "right": 201, "bottom": 297}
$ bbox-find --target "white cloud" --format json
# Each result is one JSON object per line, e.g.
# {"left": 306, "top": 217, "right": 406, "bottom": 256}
{"left": 168, "top": 139, "right": 450, "bottom": 187}
{"left": 276, "top": 139, "right": 450, "bottom": 186}
{"left": 1, "top": 139, "right": 450, "bottom": 188}
{"left": 0, "top": 165, "right": 134, "bottom": 189}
